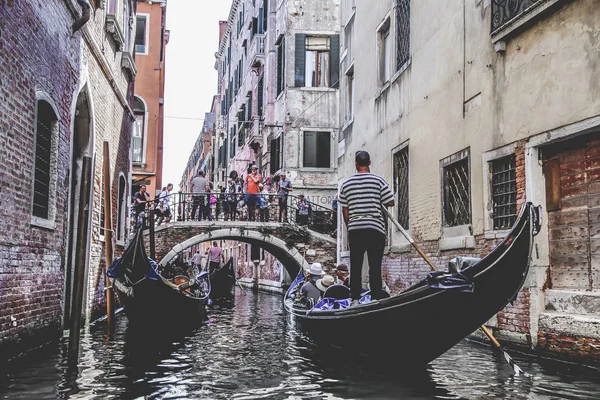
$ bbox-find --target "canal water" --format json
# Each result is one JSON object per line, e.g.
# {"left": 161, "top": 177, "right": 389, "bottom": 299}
{"left": 1, "top": 290, "right": 599, "bottom": 400}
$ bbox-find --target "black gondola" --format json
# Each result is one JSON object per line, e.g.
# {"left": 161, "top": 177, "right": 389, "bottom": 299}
{"left": 108, "top": 229, "right": 208, "bottom": 325}
{"left": 284, "top": 202, "right": 542, "bottom": 367}
{"left": 209, "top": 257, "right": 236, "bottom": 302}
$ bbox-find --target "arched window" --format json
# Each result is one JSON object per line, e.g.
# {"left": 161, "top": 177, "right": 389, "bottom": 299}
{"left": 32, "top": 100, "right": 58, "bottom": 220}
{"left": 117, "top": 174, "right": 127, "bottom": 241}
{"left": 132, "top": 96, "right": 146, "bottom": 164}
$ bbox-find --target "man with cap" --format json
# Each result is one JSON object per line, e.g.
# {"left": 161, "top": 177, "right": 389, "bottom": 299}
{"left": 334, "top": 263, "right": 350, "bottom": 286}
{"left": 246, "top": 165, "right": 262, "bottom": 221}
{"left": 300, "top": 263, "right": 324, "bottom": 305}
{"left": 278, "top": 171, "right": 292, "bottom": 222}
{"left": 339, "top": 150, "right": 395, "bottom": 307}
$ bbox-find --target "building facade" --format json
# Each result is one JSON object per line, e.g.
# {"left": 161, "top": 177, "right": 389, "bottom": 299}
{"left": 339, "top": 0, "right": 600, "bottom": 363}
{"left": 213, "top": 0, "right": 341, "bottom": 208}
{"left": 132, "top": 0, "right": 169, "bottom": 198}
{"left": 0, "top": 0, "right": 136, "bottom": 358}
{"left": 180, "top": 110, "right": 217, "bottom": 194}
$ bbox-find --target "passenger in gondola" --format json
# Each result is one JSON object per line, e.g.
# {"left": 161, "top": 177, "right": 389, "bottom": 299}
{"left": 334, "top": 263, "right": 350, "bottom": 287}
{"left": 299, "top": 263, "right": 325, "bottom": 306}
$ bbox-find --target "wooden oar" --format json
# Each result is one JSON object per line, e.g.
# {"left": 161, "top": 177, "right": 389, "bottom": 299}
{"left": 385, "top": 209, "right": 526, "bottom": 376}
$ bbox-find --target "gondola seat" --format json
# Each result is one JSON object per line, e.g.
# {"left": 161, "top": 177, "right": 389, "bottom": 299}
{"left": 323, "top": 284, "right": 351, "bottom": 300}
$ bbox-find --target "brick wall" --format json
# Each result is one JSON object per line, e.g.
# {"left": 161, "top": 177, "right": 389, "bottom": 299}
{"left": 0, "top": 1, "right": 80, "bottom": 358}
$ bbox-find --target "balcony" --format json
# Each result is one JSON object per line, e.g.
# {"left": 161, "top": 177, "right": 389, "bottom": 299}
{"left": 491, "top": 0, "right": 565, "bottom": 42}
{"left": 250, "top": 34, "right": 266, "bottom": 68}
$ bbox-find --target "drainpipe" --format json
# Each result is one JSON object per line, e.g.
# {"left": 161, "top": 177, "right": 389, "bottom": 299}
{"left": 73, "top": 0, "right": 91, "bottom": 33}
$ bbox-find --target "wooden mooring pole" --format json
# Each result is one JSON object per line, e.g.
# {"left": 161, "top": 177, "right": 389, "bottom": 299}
{"left": 102, "top": 142, "right": 115, "bottom": 326}
{"left": 68, "top": 156, "right": 92, "bottom": 363}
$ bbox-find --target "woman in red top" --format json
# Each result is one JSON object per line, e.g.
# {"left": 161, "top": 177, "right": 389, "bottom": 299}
{"left": 246, "top": 166, "right": 262, "bottom": 221}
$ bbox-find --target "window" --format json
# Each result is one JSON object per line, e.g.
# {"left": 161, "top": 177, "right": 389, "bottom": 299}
{"left": 32, "top": 100, "right": 58, "bottom": 220}
{"left": 378, "top": 22, "right": 391, "bottom": 84}
{"left": 122, "top": 0, "right": 131, "bottom": 53}
{"left": 257, "top": 76, "right": 264, "bottom": 117}
{"left": 229, "top": 127, "right": 236, "bottom": 158}
{"left": 270, "top": 136, "right": 281, "bottom": 174}
{"left": 491, "top": 155, "right": 517, "bottom": 229}
{"left": 117, "top": 175, "right": 126, "bottom": 242}
{"left": 345, "top": 66, "right": 355, "bottom": 122}
{"left": 107, "top": 0, "right": 118, "bottom": 14}
{"left": 393, "top": 146, "right": 409, "bottom": 229}
{"left": 303, "top": 131, "right": 331, "bottom": 168}
{"left": 237, "top": 106, "right": 246, "bottom": 147}
{"left": 395, "top": 0, "right": 410, "bottom": 70}
{"left": 135, "top": 15, "right": 148, "bottom": 54}
{"left": 295, "top": 35, "right": 340, "bottom": 88}
{"left": 132, "top": 96, "right": 146, "bottom": 164}
{"left": 305, "top": 36, "right": 330, "bottom": 87}
{"left": 442, "top": 150, "right": 471, "bottom": 227}
{"left": 262, "top": 0, "right": 268, "bottom": 32}
{"left": 276, "top": 37, "right": 285, "bottom": 96}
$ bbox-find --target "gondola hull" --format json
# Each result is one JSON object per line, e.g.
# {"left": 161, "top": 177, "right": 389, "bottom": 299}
{"left": 209, "top": 258, "right": 236, "bottom": 301}
{"left": 114, "top": 277, "right": 205, "bottom": 326}
{"left": 285, "top": 203, "right": 541, "bottom": 366}
{"left": 109, "top": 229, "right": 206, "bottom": 327}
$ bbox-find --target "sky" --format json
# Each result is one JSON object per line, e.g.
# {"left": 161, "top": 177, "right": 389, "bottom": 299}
{"left": 163, "top": 1, "right": 232, "bottom": 192}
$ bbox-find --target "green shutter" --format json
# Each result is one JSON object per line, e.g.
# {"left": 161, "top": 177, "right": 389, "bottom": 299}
{"left": 330, "top": 34, "right": 340, "bottom": 88}
{"left": 295, "top": 33, "right": 306, "bottom": 87}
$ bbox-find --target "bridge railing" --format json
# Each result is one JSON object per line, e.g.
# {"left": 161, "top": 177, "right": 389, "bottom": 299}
{"left": 134, "top": 192, "right": 336, "bottom": 235}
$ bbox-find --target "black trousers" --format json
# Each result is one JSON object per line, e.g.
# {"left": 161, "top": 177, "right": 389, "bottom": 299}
{"left": 191, "top": 195, "right": 205, "bottom": 220}
{"left": 348, "top": 228, "right": 385, "bottom": 300}
{"left": 209, "top": 261, "right": 220, "bottom": 275}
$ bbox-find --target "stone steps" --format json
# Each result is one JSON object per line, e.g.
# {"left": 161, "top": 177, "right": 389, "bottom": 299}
{"left": 539, "top": 311, "right": 600, "bottom": 340}
{"left": 544, "top": 289, "right": 600, "bottom": 316}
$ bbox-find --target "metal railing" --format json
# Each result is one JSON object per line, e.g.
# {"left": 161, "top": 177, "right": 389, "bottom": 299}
{"left": 491, "top": 0, "right": 542, "bottom": 33}
{"left": 132, "top": 192, "right": 336, "bottom": 235}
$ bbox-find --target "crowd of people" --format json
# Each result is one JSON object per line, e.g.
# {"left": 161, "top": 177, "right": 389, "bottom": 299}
{"left": 186, "top": 167, "right": 298, "bottom": 223}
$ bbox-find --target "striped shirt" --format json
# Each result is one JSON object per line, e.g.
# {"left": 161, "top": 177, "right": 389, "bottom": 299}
{"left": 339, "top": 173, "right": 394, "bottom": 234}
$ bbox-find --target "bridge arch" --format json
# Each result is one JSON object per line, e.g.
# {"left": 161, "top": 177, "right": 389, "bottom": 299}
{"left": 157, "top": 227, "right": 315, "bottom": 278}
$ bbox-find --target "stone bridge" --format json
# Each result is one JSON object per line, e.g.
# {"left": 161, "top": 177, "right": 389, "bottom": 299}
{"left": 146, "top": 221, "right": 337, "bottom": 278}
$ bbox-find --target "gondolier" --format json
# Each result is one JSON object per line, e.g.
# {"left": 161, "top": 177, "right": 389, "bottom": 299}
{"left": 206, "top": 241, "right": 225, "bottom": 274}
{"left": 339, "top": 150, "right": 395, "bottom": 306}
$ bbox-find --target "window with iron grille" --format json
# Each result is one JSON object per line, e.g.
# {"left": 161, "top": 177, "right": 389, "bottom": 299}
{"left": 395, "top": 0, "right": 410, "bottom": 70}
{"left": 491, "top": 155, "right": 517, "bottom": 229}
{"left": 393, "top": 146, "right": 409, "bottom": 229}
{"left": 442, "top": 152, "right": 471, "bottom": 227}
{"left": 32, "top": 101, "right": 57, "bottom": 219}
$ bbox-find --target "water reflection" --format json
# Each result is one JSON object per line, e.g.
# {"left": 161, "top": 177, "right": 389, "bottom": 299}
{"left": 1, "top": 290, "right": 599, "bottom": 399}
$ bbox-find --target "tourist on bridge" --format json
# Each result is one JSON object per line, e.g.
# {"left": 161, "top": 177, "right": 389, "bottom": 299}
{"left": 156, "top": 183, "right": 173, "bottom": 225}
{"left": 259, "top": 183, "right": 271, "bottom": 222}
{"left": 339, "top": 150, "right": 395, "bottom": 307}
{"left": 133, "top": 185, "right": 151, "bottom": 229}
{"left": 224, "top": 179, "right": 238, "bottom": 221}
{"left": 297, "top": 194, "right": 311, "bottom": 226}
{"left": 278, "top": 171, "right": 292, "bottom": 222}
{"left": 191, "top": 170, "right": 208, "bottom": 221}
{"left": 246, "top": 165, "right": 262, "bottom": 221}
{"left": 206, "top": 241, "right": 225, "bottom": 274}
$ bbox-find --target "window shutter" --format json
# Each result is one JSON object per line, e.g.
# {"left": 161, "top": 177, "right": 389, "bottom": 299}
{"left": 295, "top": 33, "right": 306, "bottom": 87}
{"left": 317, "top": 132, "right": 331, "bottom": 167}
{"left": 544, "top": 158, "right": 561, "bottom": 211}
{"left": 330, "top": 34, "right": 340, "bottom": 88}
{"left": 263, "top": 0, "right": 268, "bottom": 32}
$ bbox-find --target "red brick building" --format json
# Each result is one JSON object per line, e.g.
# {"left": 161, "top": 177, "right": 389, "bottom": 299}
{"left": 0, "top": 0, "right": 136, "bottom": 359}
{"left": 131, "top": 0, "right": 169, "bottom": 198}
